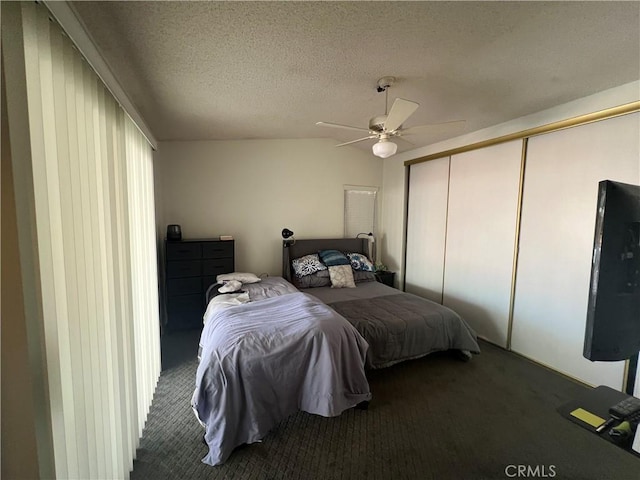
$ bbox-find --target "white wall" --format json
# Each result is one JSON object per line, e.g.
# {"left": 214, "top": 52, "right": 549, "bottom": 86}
{"left": 380, "top": 152, "right": 407, "bottom": 285}
{"left": 154, "top": 139, "right": 383, "bottom": 276}
{"left": 381, "top": 81, "right": 640, "bottom": 286}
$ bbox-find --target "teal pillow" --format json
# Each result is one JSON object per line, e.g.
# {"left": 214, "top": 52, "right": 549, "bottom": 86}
{"left": 318, "top": 249, "right": 350, "bottom": 267}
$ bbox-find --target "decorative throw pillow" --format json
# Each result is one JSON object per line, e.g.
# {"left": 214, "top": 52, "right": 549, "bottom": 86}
{"left": 292, "top": 270, "right": 332, "bottom": 289}
{"left": 347, "top": 252, "right": 375, "bottom": 272}
{"left": 291, "top": 254, "right": 327, "bottom": 277}
{"left": 353, "top": 270, "right": 376, "bottom": 283}
{"left": 328, "top": 265, "right": 356, "bottom": 288}
{"left": 318, "top": 249, "right": 351, "bottom": 267}
{"left": 216, "top": 272, "right": 261, "bottom": 284}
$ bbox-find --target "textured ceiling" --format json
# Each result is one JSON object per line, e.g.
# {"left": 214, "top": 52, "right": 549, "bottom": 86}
{"left": 71, "top": 1, "right": 640, "bottom": 153}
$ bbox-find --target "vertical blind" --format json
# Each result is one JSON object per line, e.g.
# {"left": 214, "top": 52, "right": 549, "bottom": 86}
{"left": 344, "top": 186, "right": 378, "bottom": 238}
{"left": 8, "top": 3, "right": 161, "bottom": 478}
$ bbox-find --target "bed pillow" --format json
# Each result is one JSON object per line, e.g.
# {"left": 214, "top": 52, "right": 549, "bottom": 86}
{"left": 328, "top": 265, "right": 356, "bottom": 288}
{"left": 346, "top": 252, "right": 375, "bottom": 272}
{"left": 291, "top": 253, "right": 327, "bottom": 277}
{"left": 318, "top": 249, "right": 350, "bottom": 267}
{"left": 353, "top": 270, "right": 376, "bottom": 283}
{"left": 292, "top": 270, "right": 332, "bottom": 289}
{"left": 216, "top": 272, "right": 261, "bottom": 284}
{"left": 218, "top": 280, "right": 243, "bottom": 293}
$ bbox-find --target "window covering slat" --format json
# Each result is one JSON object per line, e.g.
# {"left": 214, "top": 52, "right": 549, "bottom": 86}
{"left": 23, "top": 5, "right": 74, "bottom": 477}
{"left": 53, "top": 20, "right": 89, "bottom": 479}
{"left": 5, "top": 3, "right": 162, "bottom": 478}
{"left": 344, "top": 187, "right": 378, "bottom": 238}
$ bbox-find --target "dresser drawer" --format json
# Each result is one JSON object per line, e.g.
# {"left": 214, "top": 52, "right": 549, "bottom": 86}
{"left": 202, "top": 276, "right": 219, "bottom": 292}
{"left": 167, "top": 260, "right": 201, "bottom": 278}
{"left": 166, "top": 242, "right": 202, "bottom": 260}
{"left": 164, "top": 238, "right": 235, "bottom": 331}
{"left": 202, "top": 241, "right": 234, "bottom": 259}
{"left": 167, "top": 294, "right": 204, "bottom": 330}
{"left": 203, "top": 258, "right": 234, "bottom": 276}
{"left": 167, "top": 277, "right": 202, "bottom": 296}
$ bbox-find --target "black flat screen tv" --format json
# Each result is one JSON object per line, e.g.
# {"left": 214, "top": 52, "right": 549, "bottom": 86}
{"left": 583, "top": 180, "right": 640, "bottom": 367}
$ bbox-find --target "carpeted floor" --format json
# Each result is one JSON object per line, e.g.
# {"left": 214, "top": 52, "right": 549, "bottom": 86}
{"left": 131, "top": 331, "right": 639, "bottom": 479}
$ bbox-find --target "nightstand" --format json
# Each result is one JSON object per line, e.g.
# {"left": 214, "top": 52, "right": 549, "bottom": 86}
{"left": 375, "top": 271, "right": 396, "bottom": 288}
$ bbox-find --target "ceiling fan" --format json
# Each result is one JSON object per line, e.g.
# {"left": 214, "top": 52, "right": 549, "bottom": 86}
{"left": 316, "top": 77, "right": 465, "bottom": 158}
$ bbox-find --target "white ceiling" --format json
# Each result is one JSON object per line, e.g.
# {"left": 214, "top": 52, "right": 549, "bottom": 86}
{"left": 71, "top": 1, "right": 640, "bottom": 153}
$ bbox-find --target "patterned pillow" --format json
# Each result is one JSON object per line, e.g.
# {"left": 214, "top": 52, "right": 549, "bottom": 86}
{"left": 347, "top": 252, "right": 375, "bottom": 272}
{"left": 291, "top": 254, "right": 327, "bottom": 277}
{"left": 318, "top": 249, "right": 350, "bottom": 267}
{"left": 328, "top": 265, "right": 356, "bottom": 288}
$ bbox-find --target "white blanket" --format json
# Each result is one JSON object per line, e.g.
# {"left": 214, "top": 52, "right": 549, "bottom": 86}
{"left": 202, "top": 292, "right": 251, "bottom": 323}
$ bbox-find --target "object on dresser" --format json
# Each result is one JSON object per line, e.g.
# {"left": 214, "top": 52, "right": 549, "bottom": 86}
{"left": 166, "top": 224, "right": 182, "bottom": 241}
{"left": 609, "top": 421, "right": 634, "bottom": 447}
{"left": 609, "top": 396, "right": 640, "bottom": 421}
{"left": 165, "top": 239, "right": 234, "bottom": 331}
{"left": 219, "top": 235, "right": 233, "bottom": 241}
{"left": 374, "top": 261, "right": 388, "bottom": 272}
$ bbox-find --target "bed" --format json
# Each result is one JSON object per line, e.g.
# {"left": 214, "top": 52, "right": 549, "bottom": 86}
{"left": 192, "top": 276, "right": 372, "bottom": 466}
{"left": 283, "top": 238, "right": 481, "bottom": 369}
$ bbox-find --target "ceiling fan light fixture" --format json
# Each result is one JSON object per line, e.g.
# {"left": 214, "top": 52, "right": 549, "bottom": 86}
{"left": 317, "top": 77, "right": 465, "bottom": 157}
{"left": 372, "top": 139, "right": 397, "bottom": 158}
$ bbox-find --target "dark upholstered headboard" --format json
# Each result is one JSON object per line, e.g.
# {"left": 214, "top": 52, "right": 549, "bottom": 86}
{"left": 282, "top": 238, "right": 369, "bottom": 282}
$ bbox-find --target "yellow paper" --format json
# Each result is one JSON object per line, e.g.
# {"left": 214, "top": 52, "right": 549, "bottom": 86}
{"left": 570, "top": 408, "right": 605, "bottom": 428}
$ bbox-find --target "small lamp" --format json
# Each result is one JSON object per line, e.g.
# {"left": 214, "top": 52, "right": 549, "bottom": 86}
{"left": 282, "top": 228, "right": 295, "bottom": 247}
{"left": 357, "top": 232, "right": 376, "bottom": 262}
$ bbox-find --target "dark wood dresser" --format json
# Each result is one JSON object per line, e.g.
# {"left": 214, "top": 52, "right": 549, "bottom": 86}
{"left": 165, "top": 239, "right": 234, "bottom": 331}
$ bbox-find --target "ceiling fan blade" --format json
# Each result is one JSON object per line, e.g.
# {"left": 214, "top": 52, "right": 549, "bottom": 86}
{"left": 393, "top": 136, "right": 416, "bottom": 147}
{"left": 384, "top": 98, "right": 419, "bottom": 132}
{"left": 335, "top": 136, "right": 377, "bottom": 147}
{"left": 316, "top": 121, "right": 370, "bottom": 133}
{"left": 400, "top": 120, "right": 466, "bottom": 137}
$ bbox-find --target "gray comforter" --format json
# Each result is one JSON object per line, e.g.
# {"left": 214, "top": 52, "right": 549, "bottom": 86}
{"left": 192, "top": 291, "right": 372, "bottom": 466}
{"left": 309, "top": 282, "right": 480, "bottom": 369}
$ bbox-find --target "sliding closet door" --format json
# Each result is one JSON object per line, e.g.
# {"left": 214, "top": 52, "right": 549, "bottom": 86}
{"left": 443, "top": 141, "right": 522, "bottom": 347}
{"left": 512, "top": 113, "right": 639, "bottom": 389}
{"left": 405, "top": 157, "right": 449, "bottom": 302}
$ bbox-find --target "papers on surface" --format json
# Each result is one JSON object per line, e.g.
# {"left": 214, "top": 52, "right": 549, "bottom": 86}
{"left": 570, "top": 408, "right": 606, "bottom": 428}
